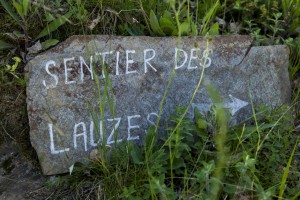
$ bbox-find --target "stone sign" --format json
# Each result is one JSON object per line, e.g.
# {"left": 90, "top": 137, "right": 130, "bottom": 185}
{"left": 25, "top": 35, "right": 291, "bottom": 175}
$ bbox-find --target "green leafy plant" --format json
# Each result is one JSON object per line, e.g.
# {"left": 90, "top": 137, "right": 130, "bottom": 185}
{"left": 268, "top": 12, "right": 285, "bottom": 44}
{"left": 0, "top": 56, "right": 26, "bottom": 87}
{"left": 47, "top": 99, "right": 299, "bottom": 199}
{"left": 289, "top": 38, "right": 300, "bottom": 79}
{"left": 279, "top": 137, "right": 299, "bottom": 199}
{"left": 0, "top": 0, "right": 31, "bottom": 49}
{"left": 146, "top": 0, "right": 220, "bottom": 37}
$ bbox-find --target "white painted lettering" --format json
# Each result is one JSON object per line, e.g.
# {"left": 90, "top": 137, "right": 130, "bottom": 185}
{"left": 107, "top": 118, "right": 122, "bottom": 144}
{"left": 127, "top": 115, "right": 140, "bottom": 141}
{"left": 64, "top": 57, "right": 76, "bottom": 84}
{"left": 99, "top": 51, "right": 114, "bottom": 64}
{"left": 175, "top": 48, "right": 188, "bottom": 69}
{"left": 43, "top": 60, "right": 58, "bottom": 89}
{"left": 48, "top": 124, "right": 70, "bottom": 154}
{"left": 126, "top": 50, "right": 137, "bottom": 74}
{"left": 90, "top": 120, "right": 104, "bottom": 147}
{"left": 73, "top": 122, "right": 87, "bottom": 151}
{"left": 116, "top": 51, "right": 120, "bottom": 75}
{"left": 80, "top": 56, "right": 93, "bottom": 81}
{"left": 188, "top": 48, "right": 201, "bottom": 69}
{"left": 200, "top": 49, "right": 212, "bottom": 68}
{"left": 96, "top": 51, "right": 114, "bottom": 78}
{"left": 147, "top": 112, "right": 159, "bottom": 126}
{"left": 144, "top": 49, "right": 157, "bottom": 73}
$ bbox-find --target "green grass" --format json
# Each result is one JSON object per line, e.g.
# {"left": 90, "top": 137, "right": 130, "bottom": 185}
{"left": 0, "top": 0, "right": 299, "bottom": 199}
{"left": 46, "top": 102, "right": 299, "bottom": 199}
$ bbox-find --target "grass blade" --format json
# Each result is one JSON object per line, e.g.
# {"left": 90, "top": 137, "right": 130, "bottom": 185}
{"left": 281, "top": 0, "right": 288, "bottom": 16}
{"left": 0, "top": 0, "right": 21, "bottom": 26}
{"left": 22, "top": 0, "right": 30, "bottom": 17}
{"left": 278, "top": 137, "right": 299, "bottom": 199}
{"left": 149, "top": 10, "right": 165, "bottom": 36}
{"left": 289, "top": 40, "right": 300, "bottom": 79}
{"left": 36, "top": 12, "right": 72, "bottom": 40}
{"left": 0, "top": 40, "right": 14, "bottom": 50}
{"left": 41, "top": 39, "right": 59, "bottom": 50}
{"left": 291, "top": 190, "right": 300, "bottom": 200}
{"left": 12, "top": 0, "right": 23, "bottom": 19}
{"left": 200, "top": 0, "right": 220, "bottom": 35}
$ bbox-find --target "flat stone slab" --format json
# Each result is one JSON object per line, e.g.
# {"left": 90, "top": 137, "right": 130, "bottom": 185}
{"left": 25, "top": 35, "right": 291, "bottom": 175}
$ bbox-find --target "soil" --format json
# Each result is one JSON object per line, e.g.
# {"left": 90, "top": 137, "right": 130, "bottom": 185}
{"left": 0, "top": 143, "right": 46, "bottom": 199}
{"left": 0, "top": 77, "right": 50, "bottom": 199}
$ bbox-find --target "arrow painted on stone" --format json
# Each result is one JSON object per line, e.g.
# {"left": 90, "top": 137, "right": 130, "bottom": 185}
{"left": 191, "top": 94, "right": 249, "bottom": 117}
{"left": 225, "top": 95, "right": 249, "bottom": 115}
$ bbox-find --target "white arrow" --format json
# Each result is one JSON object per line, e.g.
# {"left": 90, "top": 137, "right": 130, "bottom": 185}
{"left": 224, "top": 95, "right": 249, "bottom": 116}
{"left": 191, "top": 94, "right": 249, "bottom": 117}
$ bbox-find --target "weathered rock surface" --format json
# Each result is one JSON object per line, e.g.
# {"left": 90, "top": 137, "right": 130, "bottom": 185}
{"left": 25, "top": 35, "right": 291, "bottom": 175}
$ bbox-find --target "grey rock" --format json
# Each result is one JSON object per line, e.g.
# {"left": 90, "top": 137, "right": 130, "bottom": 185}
{"left": 25, "top": 35, "right": 291, "bottom": 175}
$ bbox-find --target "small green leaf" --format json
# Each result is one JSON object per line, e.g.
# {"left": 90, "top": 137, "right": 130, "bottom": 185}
{"left": 0, "top": 40, "right": 14, "bottom": 50}
{"left": 179, "top": 6, "right": 187, "bottom": 20}
{"left": 130, "top": 144, "right": 143, "bottom": 165}
{"left": 144, "top": 125, "right": 157, "bottom": 149}
{"left": 159, "top": 17, "right": 176, "bottom": 36}
{"left": 172, "top": 157, "right": 185, "bottom": 169}
{"left": 165, "top": 0, "right": 175, "bottom": 7}
{"left": 223, "top": 184, "right": 237, "bottom": 195}
{"left": 36, "top": 12, "right": 72, "bottom": 40}
{"left": 12, "top": 30, "right": 25, "bottom": 38}
{"left": 22, "top": 0, "right": 30, "bottom": 17}
{"left": 197, "top": 118, "right": 208, "bottom": 130}
{"left": 12, "top": 0, "right": 23, "bottom": 19}
{"left": 179, "top": 21, "right": 190, "bottom": 36}
{"left": 10, "top": 56, "right": 21, "bottom": 72}
{"left": 279, "top": 137, "right": 299, "bottom": 199}
{"left": 41, "top": 39, "right": 59, "bottom": 50}
{"left": 208, "top": 22, "right": 219, "bottom": 35}
{"left": 275, "top": 12, "right": 282, "bottom": 19}
{"left": 45, "top": 13, "right": 55, "bottom": 22}
{"left": 149, "top": 10, "right": 165, "bottom": 36}
{"left": 162, "top": 10, "right": 173, "bottom": 21}
{"left": 6, "top": 64, "right": 11, "bottom": 71}
{"left": 191, "top": 21, "right": 198, "bottom": 35}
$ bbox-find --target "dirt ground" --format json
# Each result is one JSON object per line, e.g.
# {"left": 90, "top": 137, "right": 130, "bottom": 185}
{"left": 0, "top": 80, "right": 50, "bottom": 199}
{"left": 0, "top": 143, "right": 46, "bottom": 199}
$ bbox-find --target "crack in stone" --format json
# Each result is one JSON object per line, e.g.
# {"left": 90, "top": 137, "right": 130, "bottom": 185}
{"left": 235, "top": 42, "right": 253, "bottom": 67}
